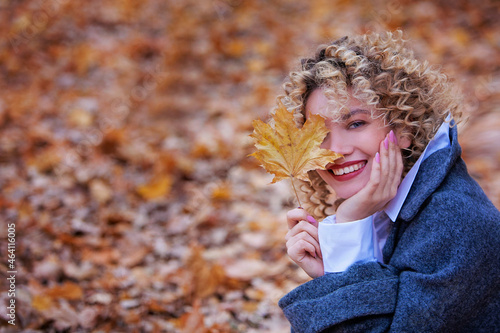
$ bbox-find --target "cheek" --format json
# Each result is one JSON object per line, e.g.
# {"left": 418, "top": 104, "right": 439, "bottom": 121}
{"left": 353, "top": 136, "right": 383, "bottom": 155}
{"left": 317, "top": 170, "right": 329, "bottom": 182}
{"left": 366, "top": 130, "right": 389, "bottom": 152}
{"left": 371, "top": 140, "right": 383, "bottom": 154}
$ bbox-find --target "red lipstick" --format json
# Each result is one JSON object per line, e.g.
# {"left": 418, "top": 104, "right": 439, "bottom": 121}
{"left": 328, "top": 160, "right": 367, "bottom": 182}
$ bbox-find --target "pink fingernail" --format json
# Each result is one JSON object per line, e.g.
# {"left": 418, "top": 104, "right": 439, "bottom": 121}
{"left": 307, "top": 215, "right": 317, "bottom": 224}
{"left": 384, "top": 137, "right": 389, "bottom": 150}
{"left": 389, "top": 130, "right": 396, "bottom": 143}
{"left": 375, "top": 152, "right": 380, "bottom": 163}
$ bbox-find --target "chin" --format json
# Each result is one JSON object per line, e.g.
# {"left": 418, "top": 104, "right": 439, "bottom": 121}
{"left": 331, "top": 185, "right": 364, "bottom": 200}
{"left": 336, "top": 191, "right": 357, "bottom": 200}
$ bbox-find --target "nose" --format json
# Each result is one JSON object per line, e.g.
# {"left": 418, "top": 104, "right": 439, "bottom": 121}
{"left": 323, "top": 131, "right": 353, "bottom": 156}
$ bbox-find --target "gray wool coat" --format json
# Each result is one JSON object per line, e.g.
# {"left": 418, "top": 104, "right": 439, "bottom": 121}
{"left": 279, "top": 125, "right": 500, "bottom": 332}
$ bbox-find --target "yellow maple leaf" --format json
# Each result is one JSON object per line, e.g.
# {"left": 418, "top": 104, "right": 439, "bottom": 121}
{"left": 249, "top": 102, "right": 342, "bottom": 204}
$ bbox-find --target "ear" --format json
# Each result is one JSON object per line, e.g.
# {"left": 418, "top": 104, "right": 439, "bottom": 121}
{"left": 398, "top": 134, "right": 412, "bottom": 149}
{"left": 394, "top": 127, "right": 412, "bottom": 149}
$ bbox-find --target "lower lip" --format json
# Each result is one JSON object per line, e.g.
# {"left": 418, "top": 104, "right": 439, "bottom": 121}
{"left": 329, "top": 164, "right": 366, "bottom": 181}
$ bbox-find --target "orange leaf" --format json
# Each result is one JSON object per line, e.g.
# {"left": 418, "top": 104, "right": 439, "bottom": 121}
{"left": 136, "top": 175, "right": 172, "bottom": 200}
{"left": 45, "top": 281, "right": 83, "bottom": 300}
{"left": 185, "top": 244, "right": 226, "bottom": 299}
{"left": 32, "top": 295, "right": 54, "bottom": 311}
{"left": 210, "top": 182, "right": 232, "bottom": 201}
{"left": 179, "top": 299, "right": 207, "bottom": 333}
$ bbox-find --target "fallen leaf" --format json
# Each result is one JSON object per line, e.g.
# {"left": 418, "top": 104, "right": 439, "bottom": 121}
{"left": 46, "top": 281, "right": 83, "bottom": 300}
{"left": 136, "top": 175, "right": 172, "bottom": 200}
{"left": 185, "top": 244, "right": 227, "bottom": 299}
{"left": 89, "top": 179, "right": 113, "bottom": 203}
{"left": 223, "top": 259, "right": 269, "bottom": 281}
{"left": 78, "top": 307, "right": 99, "bottom": 329}
{"left": 32, "top": 295, "right": 54, "bottom": 311}
{"left": 249, "top": 102, "right": 342, "bottom": 184}
{"left": 46, "top": 300, "right": 80, "bottom": 331}
{"left": 210, "top": 182, "right": 232, "bottom": 201}
{"left": 68, "top": 108, "right": 94, "bottom": 127}
{"left": 249, "top": 102, "right": 342, "bottom": 205}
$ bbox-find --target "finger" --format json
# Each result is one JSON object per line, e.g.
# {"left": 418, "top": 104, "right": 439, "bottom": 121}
{"left": 360, "top": 150, "right": 381, "bottom": 199}
{"left": 287, "top": 226, "right": 321, "bottom": 253}
{"left": 392, "top": 140, "right": 404, "bottom": 194}
{"left": 388, "top": 131, "right": 398, "bottom": 173}
{"left": 286, "top": 208, "right": 318, "bottom": 229}
{"left": 287, "top": 237, "right": 320, "bottom": 261}
{"left": 285, "top": 220, "right": 320, "bottom": 244}
{"left": 287, "top": 235, "right": 321, "bottom": 260}
{"left": 371, "top": 137, "right": 387, "bottom": 187}
{"left": 391, "top": 130, "right": 404, "bottom": 178}
{"left": 385, "top": 130, "right": 398, "bottom": 194}
{"left": 379, "top": 134, "right": 390, "bottom": 183}
{"left": 379, "top": 131, "right": 399, "bottom": 198}
{"left": 386, "top": 130, "right": 403, "bottom": 196}
{"left": 286, "top": 208, "right": 309, "bottom": 230}
{"left": 395, "top": 145, "right": 404, "bottom": 179}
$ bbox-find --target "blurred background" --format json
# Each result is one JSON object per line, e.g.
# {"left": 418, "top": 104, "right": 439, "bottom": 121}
{"left": 0, "top": 0, "right": 499, "bottom": 331}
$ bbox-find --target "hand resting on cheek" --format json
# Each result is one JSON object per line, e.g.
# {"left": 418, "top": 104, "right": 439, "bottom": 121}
{"left": 335, "top": 130, "right": 404, "bottom": 224}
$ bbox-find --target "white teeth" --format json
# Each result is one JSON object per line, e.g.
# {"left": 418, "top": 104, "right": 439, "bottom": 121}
{"left": 332, "top": 162, "right": 366, "bottom": 176}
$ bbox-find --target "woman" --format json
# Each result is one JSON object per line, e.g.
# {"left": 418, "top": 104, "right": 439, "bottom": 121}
{"left": 277, "top": 31, "right": 500, "bottom": 332}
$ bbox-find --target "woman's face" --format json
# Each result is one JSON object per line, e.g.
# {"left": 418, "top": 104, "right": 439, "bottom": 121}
{"left": 306, "top": 89, "right": 409, "bottom": 199}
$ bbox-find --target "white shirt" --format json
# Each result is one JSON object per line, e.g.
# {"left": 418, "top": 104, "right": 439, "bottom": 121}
{"left": 319, "top": 120, "right": 451, "bottom": 273}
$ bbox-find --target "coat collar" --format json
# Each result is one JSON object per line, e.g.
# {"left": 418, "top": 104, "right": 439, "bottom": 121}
{"left": 398, "top": 123, "right": 461, "bottom": 222}
{"left": 385, "top": 120, "right": 451, "bottom": 221}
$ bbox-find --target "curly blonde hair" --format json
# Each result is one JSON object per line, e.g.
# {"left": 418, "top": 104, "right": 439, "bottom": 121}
{"left": 275, "top": 30, "right": 462, "bottom": 220}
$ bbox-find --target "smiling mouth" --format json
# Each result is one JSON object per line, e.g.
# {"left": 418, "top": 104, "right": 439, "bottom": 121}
{"left": 329, "top": 161, "right": 366, "bottom": 176}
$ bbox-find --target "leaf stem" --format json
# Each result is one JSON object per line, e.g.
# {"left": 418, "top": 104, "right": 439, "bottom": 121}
{"left": 290, "top": 177, "right": 302, "bottom": 208}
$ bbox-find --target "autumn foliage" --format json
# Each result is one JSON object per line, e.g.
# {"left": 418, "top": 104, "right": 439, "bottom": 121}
{"left": 250, "top": 102, "right": 342, "bottom": 205}
{"left": 0, "top": 0, "right": 499, "bottom": 332}
{"left": 250, "top": 102, "right": 342, "bottom": 185}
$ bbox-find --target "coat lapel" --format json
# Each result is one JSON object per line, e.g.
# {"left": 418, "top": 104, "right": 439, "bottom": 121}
{"left": 383, "top": 124, "right": 461, "bottom": 262}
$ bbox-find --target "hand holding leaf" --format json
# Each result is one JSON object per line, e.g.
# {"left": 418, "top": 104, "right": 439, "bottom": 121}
{"left": 249, "top": 103, "right": 342, "bottom": 206}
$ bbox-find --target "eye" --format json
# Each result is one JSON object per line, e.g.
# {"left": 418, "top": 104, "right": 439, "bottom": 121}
{"left": 347, "top": 120, "right": 366, "bottom": 129}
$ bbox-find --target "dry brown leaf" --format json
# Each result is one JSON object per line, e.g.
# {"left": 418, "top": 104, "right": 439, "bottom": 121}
{"left": 121, "top": 246, "right": 150, "bottom": 268}
{"left": 136, "top": 175, "right": 172, "bottom": 200}
{"left": 210, "top": 182, "right": 232, "bottom": 201}
{"left": 32, "top": 294, "right": 54, "bottom": 311}
{"left": 178, "top": 299, "right": 207, "bottom": 333}
{"left": 249, "top": 102, "right": 341, "bottom": 205}
{"left": 68, "top": 108, "right": 94, "bottom": 127}
{"left": 45, "top": 300, "right": 81, "bottom": 331}
{"left": 185, "top": 244, "right": 227, "bottom": 299}
{"left": 249, "top": 102, "right": 341, "bottom": 184}
{"left": 223, "top": 259, "right": 268, "bottom": 281}
{"left": 89, "top": 179, "right": 113, "bottom": 203}
{"left": 45, "top": 281, "right": 84, "bottom": 300}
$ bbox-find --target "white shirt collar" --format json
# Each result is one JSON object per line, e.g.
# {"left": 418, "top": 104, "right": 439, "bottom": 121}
{"left": 384, "top": 119, "right": 451, "bottom": 222}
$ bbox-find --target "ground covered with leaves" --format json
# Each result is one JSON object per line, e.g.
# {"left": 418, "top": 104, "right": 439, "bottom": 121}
{"left": 1, "top": 0, "right": 499, "bottom": 332}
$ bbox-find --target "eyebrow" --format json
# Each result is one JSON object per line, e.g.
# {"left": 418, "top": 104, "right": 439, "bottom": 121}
{"left": 340, "top": 108, "right": 371, "bottom": 121}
